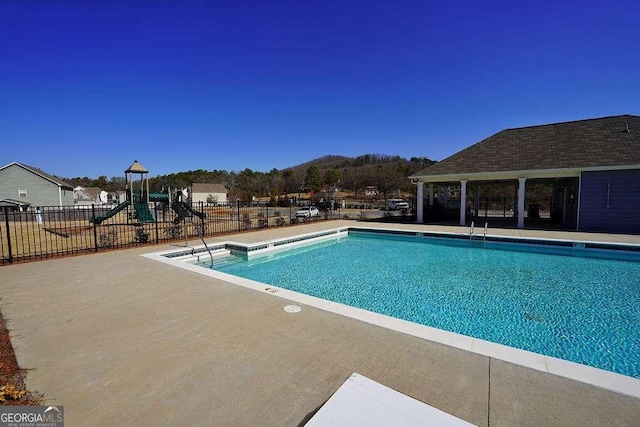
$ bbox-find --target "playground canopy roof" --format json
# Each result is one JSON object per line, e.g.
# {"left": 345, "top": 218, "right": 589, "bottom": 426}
{"left": 125, "top": 160, "right": 148, "bottom": 174}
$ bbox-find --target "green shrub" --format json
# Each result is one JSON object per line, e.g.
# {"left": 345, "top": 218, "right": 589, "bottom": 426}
{"left": 134, "top": 227, "right": 150, "bottom": 243}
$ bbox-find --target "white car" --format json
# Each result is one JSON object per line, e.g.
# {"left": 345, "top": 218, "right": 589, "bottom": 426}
{"left": 295, "top": 206, "right": 320, "bottom": 218}
{"left": 387, "top": 199, "right": 410, "bottom": 210}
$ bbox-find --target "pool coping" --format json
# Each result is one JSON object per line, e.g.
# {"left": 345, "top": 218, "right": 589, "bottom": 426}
{"left": 142, "top": 225, "right": 640, "bottom": 399}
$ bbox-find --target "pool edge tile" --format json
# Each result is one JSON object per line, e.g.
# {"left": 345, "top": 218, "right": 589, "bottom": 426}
{"left": 545, "top": 356, "right": 640, "bottom": 399}
{"left": 471, "top": 339, "right": 547, "bottom": 372}
{"left": 409, "top": 324, "right": 475, "bottom": 352}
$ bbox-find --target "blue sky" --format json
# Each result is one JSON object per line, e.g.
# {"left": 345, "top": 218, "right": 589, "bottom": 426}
{"left": 1, "top": 1, "right": 638, "bottom": 178}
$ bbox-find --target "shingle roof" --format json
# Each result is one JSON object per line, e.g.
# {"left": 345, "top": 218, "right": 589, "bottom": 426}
{"left": 81, "top": 187, "right": 102, "bottom": 200}
{"left": 0, "top": 162, "right": 74, "bottom": 189}
{"left": 412, "top": 115, "right": 640, "bottom": 178}
{"left": 190, "top": 183, "right": 227, "bottom": 193}
{"left": 0, "top": 199, "right": 31, "bottom": 208}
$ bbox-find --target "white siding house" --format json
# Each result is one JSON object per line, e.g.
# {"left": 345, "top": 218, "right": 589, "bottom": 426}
{"left": 107, "top": 191, "right": 127, "bottom": 205}
{"left": 189, "top": 183, "right": 228, "bottom": 205}
{"left": 74, "top": 186, "right": 109, "bottom": 207}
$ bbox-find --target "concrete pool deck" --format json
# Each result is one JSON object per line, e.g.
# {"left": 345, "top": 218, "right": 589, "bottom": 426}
{"left": 1, "top": 220, "right": 639, "bottom": 426}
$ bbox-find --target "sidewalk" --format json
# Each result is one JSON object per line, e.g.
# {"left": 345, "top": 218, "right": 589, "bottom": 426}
{"left": 1, "top": 221, "right": 638, "bottom": 426}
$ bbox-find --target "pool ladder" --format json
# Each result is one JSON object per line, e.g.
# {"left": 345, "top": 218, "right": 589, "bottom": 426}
{"left": 469, "top": 221, "right": 488, "bottom": 246}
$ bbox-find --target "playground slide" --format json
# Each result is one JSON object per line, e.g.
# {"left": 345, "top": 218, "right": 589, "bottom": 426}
{"left": 133, "top": 203, "right": 155, "bottom": 223}
{"left": 148, "top": 192, "right": 169, "bottom": 203}
{"left": 172, "top": 201, "right": 206, "bottom": 222}
{"left": 90, "top": 201, "right": 130, "bottom": 225}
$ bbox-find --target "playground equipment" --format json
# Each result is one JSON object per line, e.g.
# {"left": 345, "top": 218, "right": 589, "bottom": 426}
{"left": 89, "top": 160, "right": 213, "bottom": 265}
{"left": 171, "top": 190, "right": 206, "bottom": 224}
{"left": 90, "top": 160, "right": 206, "bottom": 225}
{"left": 171, "top": 189, "right": 214, "bottom": 267}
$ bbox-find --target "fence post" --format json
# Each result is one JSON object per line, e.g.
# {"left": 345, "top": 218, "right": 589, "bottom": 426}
{"left": 237, "top": 199, "right": 241, "bottom": 232}
{"left": 92, "top": 204, "right": 99, "bottom": 253}
{"left": 154, "top": 202, "right": 159, "bottom": 243}
{"left": 197, "top": 201, "right": 202, "bottom": 236}
{"left": 200, "top": 210, "right": 205, "bottom": 237}
{"left": 3, "top": 207, "right": 13, "bottom": 263}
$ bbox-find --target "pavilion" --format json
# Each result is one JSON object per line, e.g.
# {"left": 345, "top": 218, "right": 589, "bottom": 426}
{"left": 410, "top": 114, "right": 640, "bottom": 234}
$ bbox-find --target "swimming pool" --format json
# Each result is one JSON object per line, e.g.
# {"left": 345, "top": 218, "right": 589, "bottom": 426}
{"left": 201, "top": 230, "right": 640, "bottom": 379}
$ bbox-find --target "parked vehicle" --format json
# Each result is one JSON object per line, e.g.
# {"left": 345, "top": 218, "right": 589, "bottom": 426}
{"left": 387, "top": 199, "right": 409, "bottom": 210}
{"left": 295, "top": 206, "right": 320, "bottom": 217}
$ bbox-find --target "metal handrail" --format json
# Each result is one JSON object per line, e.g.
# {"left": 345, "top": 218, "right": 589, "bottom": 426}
{"left": 190, "top": 217, "right": 214, "bottom": 268}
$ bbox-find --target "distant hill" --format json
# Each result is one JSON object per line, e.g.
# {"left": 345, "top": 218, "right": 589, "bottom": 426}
{"left": 285, "top": 154, "right": 353, "bottom": 172}
{"left": 286, "top": 153, "right": 428, "bottom": 172}
{"left": 281, "top": 153, "right": 436, "bottom": 197}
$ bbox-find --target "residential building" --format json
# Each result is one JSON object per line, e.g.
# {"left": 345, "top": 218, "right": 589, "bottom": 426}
{"left": 74, "top": 186, "right": 108, "bottom": 207}
{"left": 0, "top": 162, "right": 74, "bottom": 208}
{"left": 189, "top": 183, "right": 228, "bottom": 205}
{"left": 107, "top": 191, "right": 127, "bottom": 205}
{"left": 410, "top": 115, "right": 640, "bottom": 234}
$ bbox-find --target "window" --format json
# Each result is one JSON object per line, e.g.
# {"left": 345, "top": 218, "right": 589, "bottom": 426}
{"left": 18, "top": 188, "right": 27, "bottom": 198}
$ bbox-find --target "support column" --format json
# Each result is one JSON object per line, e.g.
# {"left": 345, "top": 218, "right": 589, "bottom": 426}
{"left": 473, "top": 184, "right": 479, "bottom": 218}
{"left": 459, "top": 180, "right": 467, "bottom": 226}
{"left": 428, "top": 184, "right": 434, "bottom": 206}
{"left": 416, "top": 182, "right": 424, "bottom": 223}
{"left": 562, "top": 187, "right": 568, "bottom": 225}
{"left": 517, "top": 178, "right": 526, "bottom": 229}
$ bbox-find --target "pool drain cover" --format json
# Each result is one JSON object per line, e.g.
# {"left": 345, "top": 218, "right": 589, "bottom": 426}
{"left": 284, "top": 305, "right": 301, "bottom": 313}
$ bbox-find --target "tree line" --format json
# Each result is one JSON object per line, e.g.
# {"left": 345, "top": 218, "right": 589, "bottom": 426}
{"left": 62, "top": 154, "right": 437, "bottom": 202}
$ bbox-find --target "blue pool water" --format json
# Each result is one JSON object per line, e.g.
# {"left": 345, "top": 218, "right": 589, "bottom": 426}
{"left": 206, "top": 232, "right": 640, "bottom": 378}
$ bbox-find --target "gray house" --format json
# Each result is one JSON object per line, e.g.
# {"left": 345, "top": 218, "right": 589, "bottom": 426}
{"left": 0, "top": 162, "right": 74, "bottom": 208}
{"left": 410, "top": 115, "right": 640, "bottom": 234}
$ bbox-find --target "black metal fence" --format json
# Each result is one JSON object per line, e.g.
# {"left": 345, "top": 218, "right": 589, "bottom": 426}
{"left": 0, "top": 201, "right": 407, "bottom": 264}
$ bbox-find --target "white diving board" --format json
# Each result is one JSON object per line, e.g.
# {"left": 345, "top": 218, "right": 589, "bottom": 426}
{"left": 305, "top": 373, "right": 476, "bottom": 427}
